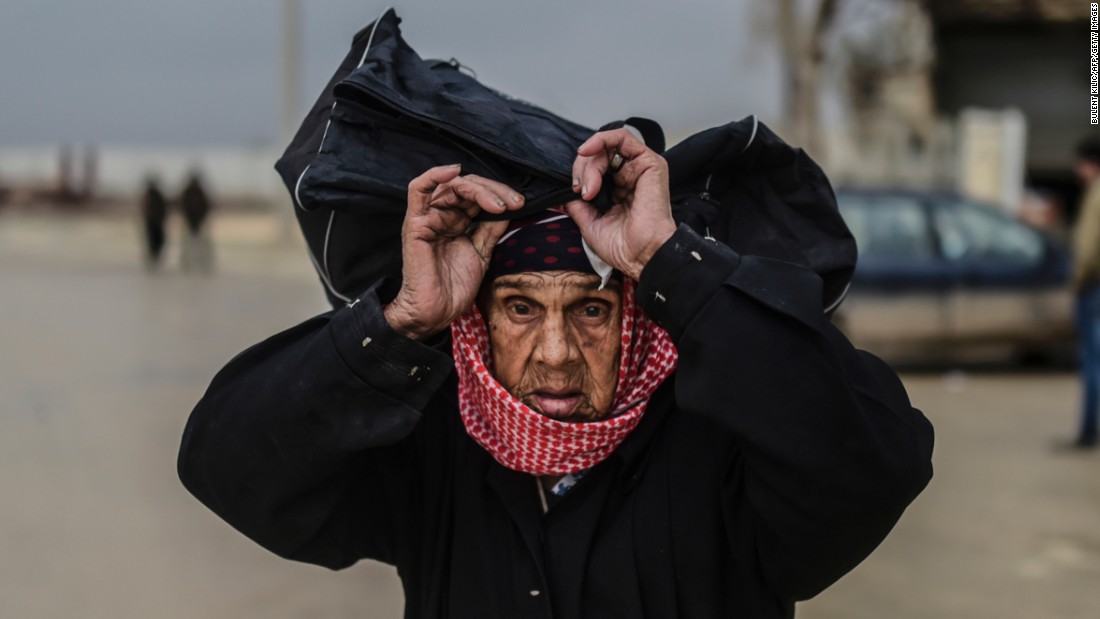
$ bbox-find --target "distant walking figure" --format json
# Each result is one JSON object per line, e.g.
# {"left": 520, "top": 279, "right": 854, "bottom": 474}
{"left": 141, "top": 177, "right": 168, "bottom": 269}
{"left": 179, "top": 171, "right": 213, "bottom": 273}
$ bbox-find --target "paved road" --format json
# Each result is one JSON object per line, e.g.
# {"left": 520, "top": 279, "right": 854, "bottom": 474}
{"left": 1, "top": 212, "right": 1098, "bottom": 618}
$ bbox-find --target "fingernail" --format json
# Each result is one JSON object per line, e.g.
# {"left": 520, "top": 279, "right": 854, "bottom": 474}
{"left": 449, "top": 163, "right": 461, "bottom": 168}
{"left": 511, "top": 194, "right": 523, "bottom": 204}
{"left": 572, "top": 177, "right": 580, "bottom": 188}
{"left": 495, "top": 198, "right": 506, "bottom": 208}
{"left": 581, "top": 185, "right": 588, "bottom": 197}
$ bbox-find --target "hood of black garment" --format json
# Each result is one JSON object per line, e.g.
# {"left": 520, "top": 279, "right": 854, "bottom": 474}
{"left": 663, "top": 117, "right": 857, "bottom": 313}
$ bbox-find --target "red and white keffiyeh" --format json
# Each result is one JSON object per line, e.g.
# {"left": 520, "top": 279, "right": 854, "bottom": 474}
{"left": 452, "top": 278, "right": 678, "bottom": 476}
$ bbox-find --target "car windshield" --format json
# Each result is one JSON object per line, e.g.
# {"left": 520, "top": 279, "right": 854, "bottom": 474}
{"left": 932, "top": 201, "right": 1044, "bottom": 266}
{"left": 839, "top": 196, "right": 936, "bottom": 262}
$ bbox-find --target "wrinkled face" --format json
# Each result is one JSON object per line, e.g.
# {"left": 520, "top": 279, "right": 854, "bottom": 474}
{"left": 482, "top": 270, "right": 622, "bottom": 422}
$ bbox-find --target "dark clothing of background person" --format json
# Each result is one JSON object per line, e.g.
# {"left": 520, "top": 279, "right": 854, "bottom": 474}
{"left": 140, "top": 180, "right": 168, "bottom": 268}
{"left": 1071, "top": 158, "right": 1100, "bottom": 446}
{"left": 178, "top": 225, "right": 935, "bottom": 619}
{"left": 180, "top": 174, "right": 211, "bottom": 235}
{"left": 179, "top": 173, "right": 213, "bottom": 272}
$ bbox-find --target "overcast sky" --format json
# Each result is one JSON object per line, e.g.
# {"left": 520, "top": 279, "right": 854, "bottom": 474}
{"left": 0, "top": 1, "right": 792, "bottom": 149}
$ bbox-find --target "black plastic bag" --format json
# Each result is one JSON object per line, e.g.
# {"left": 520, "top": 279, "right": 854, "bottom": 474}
{"left": 275, "top": 8, "right": 854, "bottom": 313}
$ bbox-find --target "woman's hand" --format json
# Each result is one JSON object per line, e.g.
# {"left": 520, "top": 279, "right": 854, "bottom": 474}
{"left": 564, "top": 128, "right": 677, "bottom": 281}
{"left": 384, "top": 165, "right": 524, "bottom": 340}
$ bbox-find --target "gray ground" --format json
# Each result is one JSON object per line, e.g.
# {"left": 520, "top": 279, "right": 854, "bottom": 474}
{"left": 1, "top": 211, "right": 1098, "bottom": 619}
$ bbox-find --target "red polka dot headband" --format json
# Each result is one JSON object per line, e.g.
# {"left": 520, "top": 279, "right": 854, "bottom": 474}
{"left": 486, "top": 213, "right": 615, "bottom": 284}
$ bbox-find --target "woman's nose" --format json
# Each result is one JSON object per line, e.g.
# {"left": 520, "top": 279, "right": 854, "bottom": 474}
{"left": 533, "top": 316, "right": 580, "bottom": 368}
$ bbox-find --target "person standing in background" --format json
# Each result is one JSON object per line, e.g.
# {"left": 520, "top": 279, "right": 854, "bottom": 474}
{"left": 1068, "top": 138, "right": 1100, "bottom": 449}
{"left": 140, "top": 176, "right": 168, "bottom": 270}
{"left": 179, "top": 171, "right": 213, "bottom": 273}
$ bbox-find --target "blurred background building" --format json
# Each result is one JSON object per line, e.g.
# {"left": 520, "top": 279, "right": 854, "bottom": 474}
{"left": 812, "top": 0, "right": 1090, "bottom": 228}
{"left": 931, "top": 0, "right": 1089, "bottom": 221}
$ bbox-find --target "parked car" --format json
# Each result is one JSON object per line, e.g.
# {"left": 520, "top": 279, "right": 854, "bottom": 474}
{"left": 833, "top": 189, "right": 1074, "bottom": 364}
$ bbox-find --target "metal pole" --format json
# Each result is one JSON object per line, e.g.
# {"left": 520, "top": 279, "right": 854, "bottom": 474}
{"left": 280, "top": 0, "right": 303, "bottom": 149}
{"left": 275, "top": 0, "right": 302, "bottom": 238}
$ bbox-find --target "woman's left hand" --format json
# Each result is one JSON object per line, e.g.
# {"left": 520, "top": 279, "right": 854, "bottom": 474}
{"left": 563, "top": 128, "right": 677, "bottom": 281}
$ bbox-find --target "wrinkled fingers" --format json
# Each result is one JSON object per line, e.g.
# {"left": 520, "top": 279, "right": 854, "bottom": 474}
{"left": 572, "top": 128, "right": 652, "bottom": 201}
{"left": 429, "top": 175, "right": 523, "bottom": 217}
{"left": 407, "top": 164, "right": 463, "bottom": 216}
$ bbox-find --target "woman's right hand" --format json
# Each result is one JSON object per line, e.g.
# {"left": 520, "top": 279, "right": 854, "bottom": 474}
{"left": 383, "top": 165, "right": 525, "bottom": 340}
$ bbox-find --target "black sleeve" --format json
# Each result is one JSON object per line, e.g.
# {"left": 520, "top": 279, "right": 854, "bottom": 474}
{"left": 637, "top": 225, "right": 935, "bottom": 601}
{"left": 177, "top": 278, "right": 454, "bottom": 569}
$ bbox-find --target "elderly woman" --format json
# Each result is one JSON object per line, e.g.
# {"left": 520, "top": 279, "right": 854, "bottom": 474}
{"left": 179, "top": 129, "right": 933, "bottom": 618}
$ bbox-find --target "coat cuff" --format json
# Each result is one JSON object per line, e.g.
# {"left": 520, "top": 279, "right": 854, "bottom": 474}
{"left": 636, "top": 224, "right": 741, "bottom": 341}
{"left": 637, "top": 225, "right": 828, "bottom": 342}
{"left": 329, "top": 279, "right": 454, "bottom": 411}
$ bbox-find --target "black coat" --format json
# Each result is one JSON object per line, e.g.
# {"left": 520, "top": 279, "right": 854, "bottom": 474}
{"left": 178, "top": 225, "right": 934, "bottom": 619}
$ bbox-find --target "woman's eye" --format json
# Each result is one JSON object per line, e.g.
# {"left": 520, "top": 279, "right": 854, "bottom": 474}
{"left": 582, "top": 305, "right": 604, "bottom": 318}
{"left": 511, "top": 304, "right": 530, "bottom": 316}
